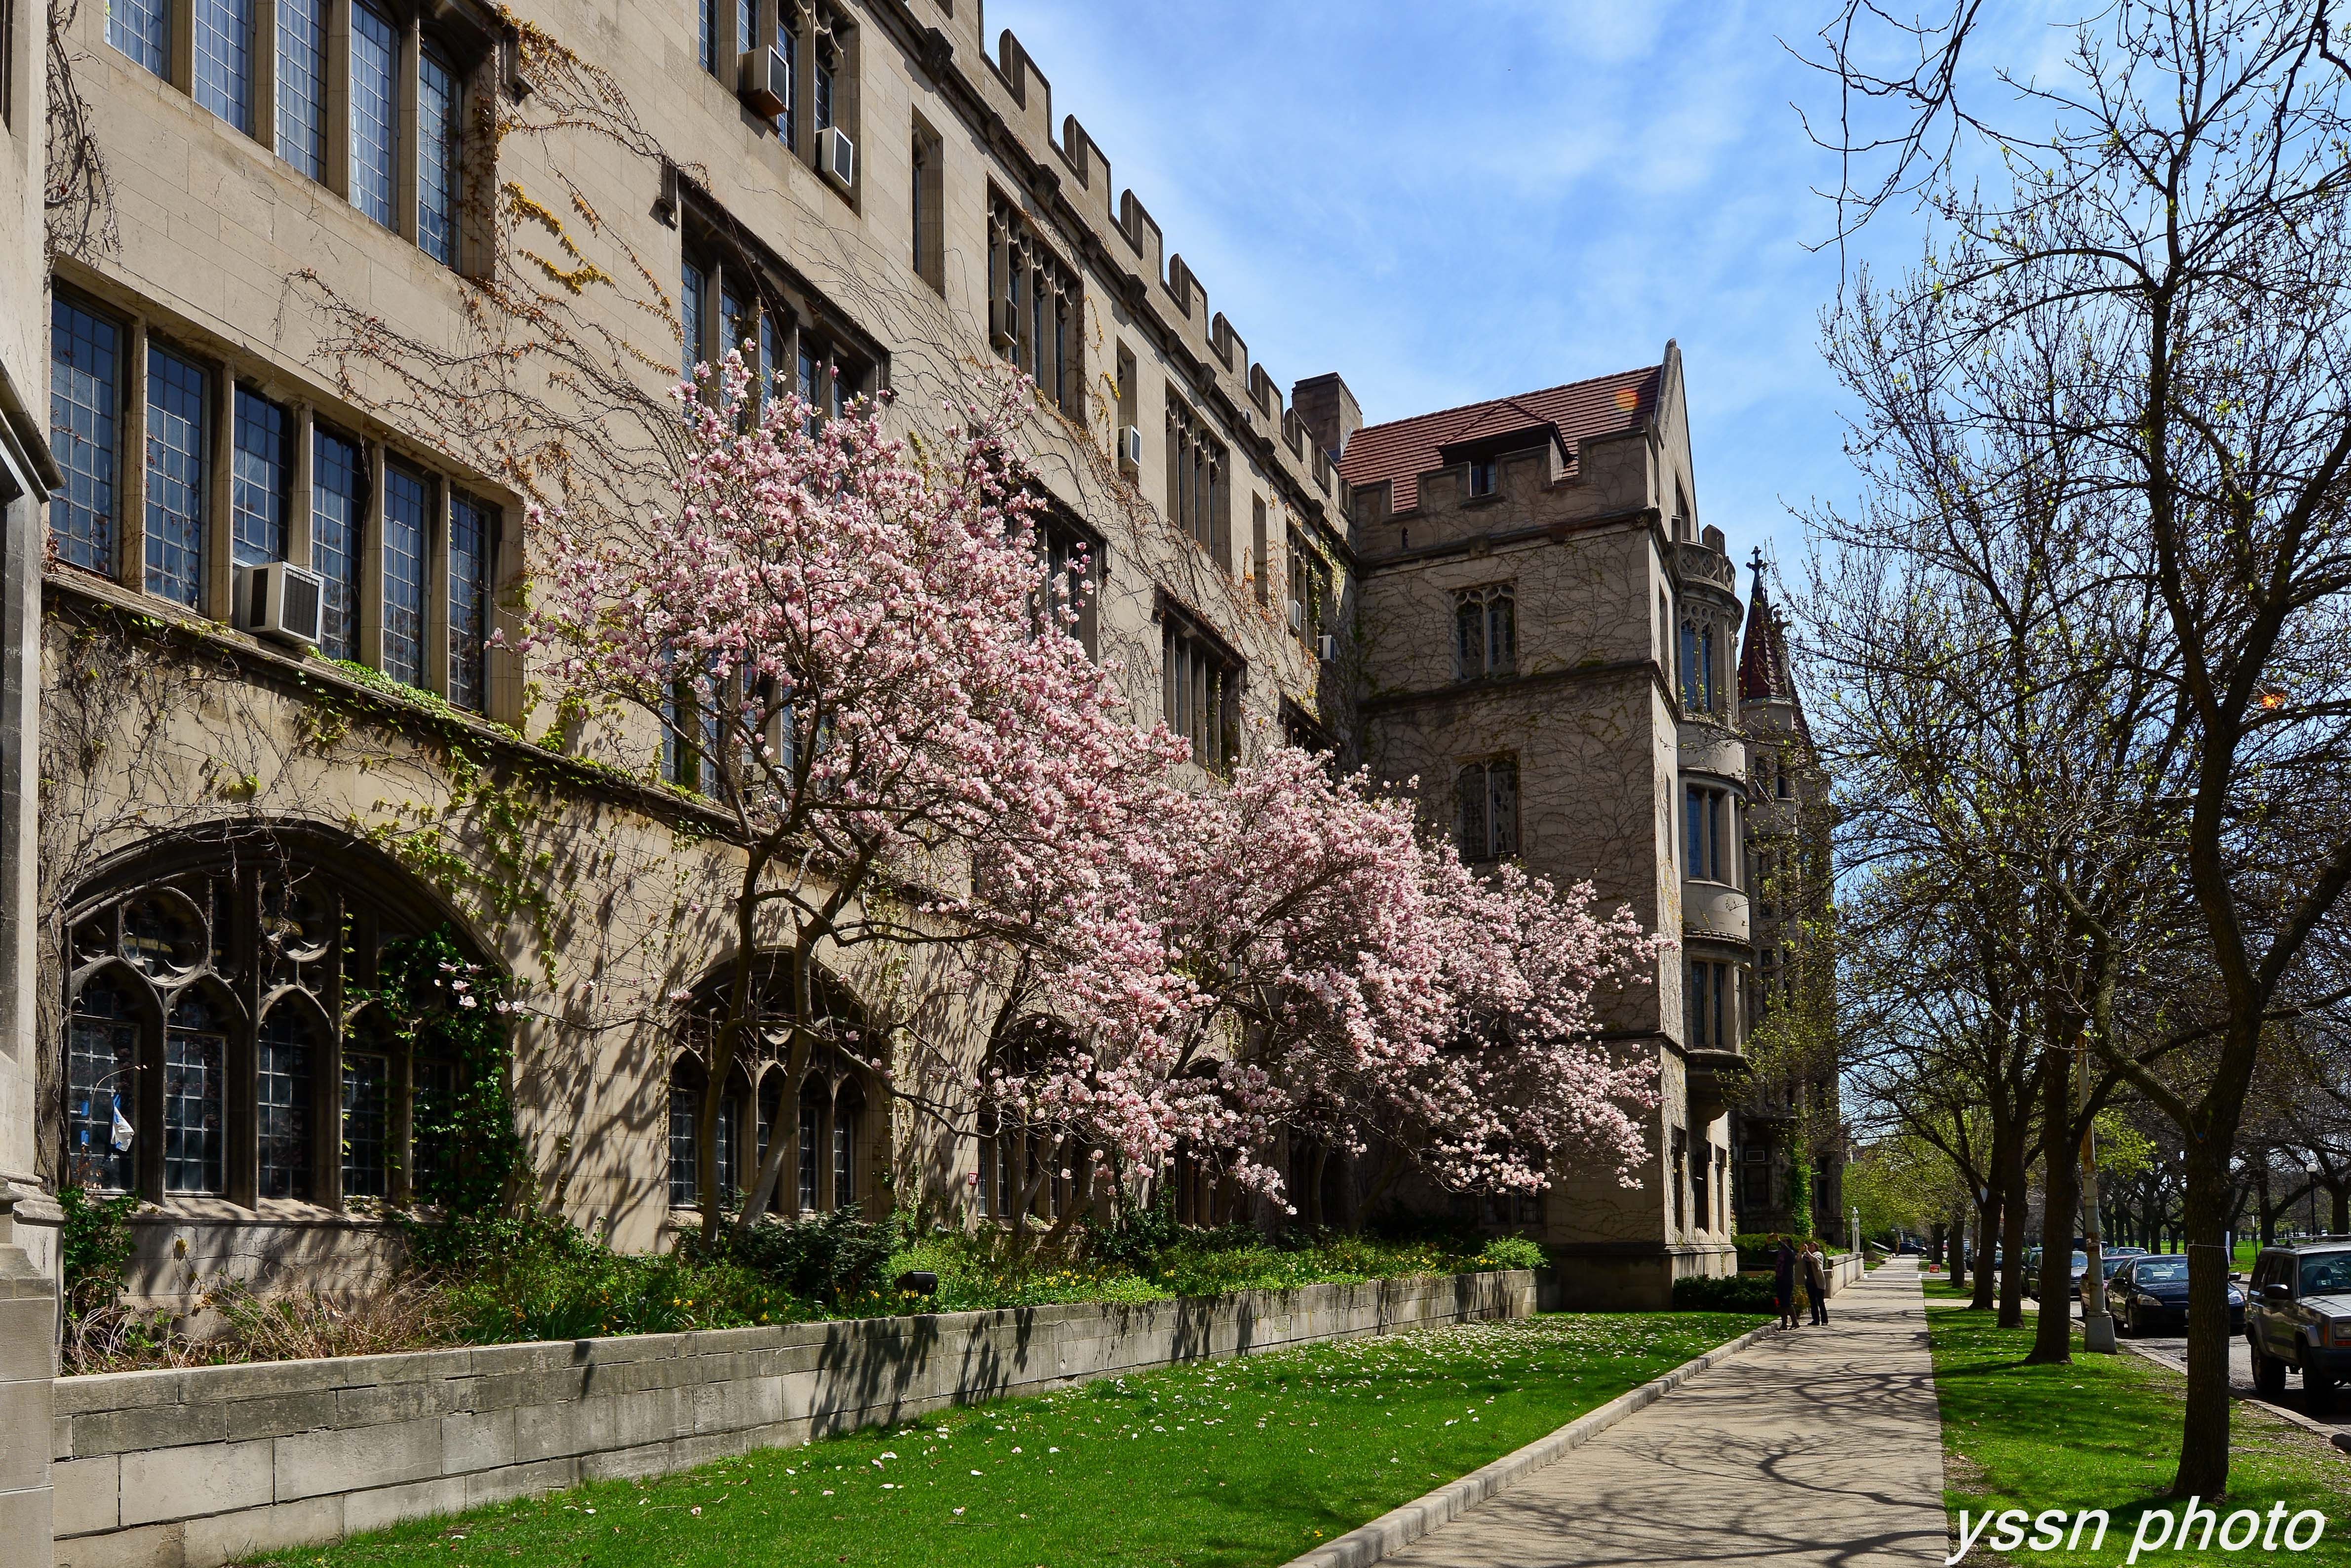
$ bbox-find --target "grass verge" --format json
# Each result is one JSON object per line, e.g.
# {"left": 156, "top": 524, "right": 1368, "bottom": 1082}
{"left": 251, "top": 1310, "right": 1763, "bottom": 1568}
{"left": 1929, "top": 1305, "right": 2351, "bottom": 1566}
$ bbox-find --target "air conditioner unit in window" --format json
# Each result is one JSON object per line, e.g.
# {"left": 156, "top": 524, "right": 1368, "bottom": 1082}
{"left": 739, "top": 47, "right": 790, "bottom": 119}
{"left": 1287, "top": 598, "right": 1304, "bottom": 632}
{"left": 1118, "top": 424, "right": 1143, "bottom": 467}
{"left": 1317, "top": 632, "right": 1338, "bottom": 664}
{"left": 989, "top": 297, "right": 1020, "bottom": 350}
{"left": 817, "top": 125, "right": 856, "bottom": 188}
{"left": 235, "top": 561, "right": 325, "bottom": 647}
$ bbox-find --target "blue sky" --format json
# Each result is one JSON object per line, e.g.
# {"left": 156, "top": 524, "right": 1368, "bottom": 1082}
{"left": 976, "top": 0, "right": 1993, "bottom": 574}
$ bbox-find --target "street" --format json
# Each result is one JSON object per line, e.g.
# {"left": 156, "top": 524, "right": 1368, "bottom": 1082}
{"left": 2127, "top": 1330, "right": 2351, "bottom": 1430}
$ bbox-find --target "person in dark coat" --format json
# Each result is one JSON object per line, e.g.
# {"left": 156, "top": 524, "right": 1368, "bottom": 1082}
{"left": 1774, "top": 1239, "right": 1799, "bottom": 1329}
{"left": 1803, "top": 1242, "right": 1831, "bottom": 1326}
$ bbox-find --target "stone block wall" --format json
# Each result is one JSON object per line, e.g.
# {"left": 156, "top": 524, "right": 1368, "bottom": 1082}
{"left": 51, "top": 1270, "right": 1535, "bottom": 1568}
{"left": 0, "top": 1197, "right": 58, "bottom": 1568}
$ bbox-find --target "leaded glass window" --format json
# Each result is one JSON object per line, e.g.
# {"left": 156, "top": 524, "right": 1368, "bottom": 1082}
{"left": 449, "top": 491, "right": 494, "bottom": 713}
{"left": 164, "top": 992, "right": 227, "bottom": 1194}
{"left": 341, "top": 1051, "right": 389, "bottom": 1198}
{"left": 63, "top": 845, "right": 501, "bottom": 1209}
{"left": 232, "top": 388, "right": 291, "bottom": 568}
{"left": 382, "top": 465, "right": 428, "bottom": 685}
{"left": 682, "top": 260, "right": 706, "bottom": 379}
{"left": 275, "top": 0, "right": 327, "bottom": 179}
{"left": 256, "top": 1006, "right": 315, "bottom": 1200}
{"left": 1456, "top": 758, "right": 1521, "bottom": 863}
{"left": 193, "top": 0, "right": 255, "bottom": 132}
{"left": 67, "top": 978, "right": 138, "bottom": 1192}
{"left": 831, "top": 1085, "right": 858, "bottom": 1209}
{"left": 109, "top": 0, "right": 170, "bottom": 76}
{"left": 313, "top": 429, "right": 365, "bottom": 661}
{"left": 350, "top": 5, "right": 397, "bottom": 228}
{"left": 798, "top": 1082, "right": 821, "bottom": 1213}
{"left": 1455, "top": 586, "right": 1515, "bottom": 680}
{"left": 49, "top": 298, "right": 119, "bottom": 574}
{"left": 145, "top": 347, "right": 208, "bottom": 608}
{"left": 418, "top": 47, "right": 460, "bottom": 267}
{"left": 668, "top": 1072, "right": 699, "bottom": 1205}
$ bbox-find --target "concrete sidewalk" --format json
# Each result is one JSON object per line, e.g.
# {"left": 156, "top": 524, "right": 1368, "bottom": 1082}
{"left": 1378, "top": 1260, "right": 1948, "bottom": 1568}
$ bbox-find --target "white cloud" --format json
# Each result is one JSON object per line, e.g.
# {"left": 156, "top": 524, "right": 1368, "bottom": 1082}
{"left": 979, "top": 0, "right": 1951, "bottom": 559}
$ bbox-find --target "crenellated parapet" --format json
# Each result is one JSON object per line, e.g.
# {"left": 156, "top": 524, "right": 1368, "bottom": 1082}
{"left": 879, "top": 5, "right": 1343, "bottom": 532}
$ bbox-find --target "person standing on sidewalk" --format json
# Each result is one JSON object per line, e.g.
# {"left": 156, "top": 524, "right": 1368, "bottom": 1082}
{"left": 1775, "top": 1239, "right": 1799, "bottom": 1329}
{"left": 1803, "top": 1242, "right": 1831, "bottom": 1326}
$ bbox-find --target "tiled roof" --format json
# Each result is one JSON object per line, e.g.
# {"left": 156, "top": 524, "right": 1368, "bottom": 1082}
{"left": 1338, "top": 364, "right": 1663, "bottom": 513}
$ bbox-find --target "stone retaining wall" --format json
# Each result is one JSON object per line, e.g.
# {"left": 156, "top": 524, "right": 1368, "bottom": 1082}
{"left": 50, "top": 1270, "right": 1535, "bottom": 1568}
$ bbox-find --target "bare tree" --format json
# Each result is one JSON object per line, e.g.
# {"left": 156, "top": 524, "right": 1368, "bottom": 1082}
{"left": 1809, "top": 0, "right": 2351, "bottom": 1490}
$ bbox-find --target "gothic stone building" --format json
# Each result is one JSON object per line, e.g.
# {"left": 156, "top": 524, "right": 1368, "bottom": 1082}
{"left": 0, "top": 0, "right": 1831, "bottom": 1321}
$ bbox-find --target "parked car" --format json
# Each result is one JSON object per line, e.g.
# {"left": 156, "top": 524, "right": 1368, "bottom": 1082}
{"left": 2114, "top": 1254, "right": 2245, "bottom": 1337}
{"left": 2246, "top": 1244, "right": 2351, "bottom": 1406}
{"left": 2100, "top": 1247, "right": 2150, "bottom": 1275}
{"left": 1896, "top": 1239, "right": 1922, "bottom": 1256}
{"left": 2031, "top": 1251, "right": 2087, "bottom": 1300}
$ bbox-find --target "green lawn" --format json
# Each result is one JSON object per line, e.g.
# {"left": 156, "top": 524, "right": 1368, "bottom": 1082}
{"left": 1929, "top": 1305, "right": 2351, "bottom": 1566}
{"left": 250, "top": 1312, "right": 1759, "bottom": 1568}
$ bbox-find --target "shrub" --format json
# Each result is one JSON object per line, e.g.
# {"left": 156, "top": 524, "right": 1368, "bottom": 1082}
{"left": 58, "top": 1185, "right": 141, "bottom": 1323}
{"left": 445, "top": 1231, "right": 810, "bottom": 1342}
{"left": 1671, "top": 1272, "right": 1778, "bottom": 1313}
{"left": 718, "top": 1207, "right": 900, "bottom": 1305}
{"left": 1474, "top": 1236, "right": 1548, "bottom": 1272}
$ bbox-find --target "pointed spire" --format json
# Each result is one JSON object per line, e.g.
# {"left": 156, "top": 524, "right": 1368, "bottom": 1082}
{"left": 1738, "top": 552, "right": 1784, "bottom": 703}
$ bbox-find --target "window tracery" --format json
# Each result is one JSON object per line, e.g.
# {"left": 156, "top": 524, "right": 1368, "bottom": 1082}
{"left": 60, "top": 833, "right": 489, "bottom": 1208}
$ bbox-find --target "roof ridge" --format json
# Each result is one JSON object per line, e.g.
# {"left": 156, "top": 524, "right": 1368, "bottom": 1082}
{"left": 1352, "top": 363, "right": 1662, "bottom": 440}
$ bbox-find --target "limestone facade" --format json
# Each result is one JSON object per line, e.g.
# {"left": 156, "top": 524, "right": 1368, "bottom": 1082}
{"left": 1334, "top": 350, "right": 1830, "bottom": 1305}
{"left": 4, "top": 0, "right": 1831, "bottom": 1319}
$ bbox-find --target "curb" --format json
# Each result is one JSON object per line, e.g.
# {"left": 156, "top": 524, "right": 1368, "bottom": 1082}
{"left": 2118, "top": 1340, "right": 2351, "bottom": 1444}
{"left": 1274, "top": 1318, "right": 1779, "bottom": 1568}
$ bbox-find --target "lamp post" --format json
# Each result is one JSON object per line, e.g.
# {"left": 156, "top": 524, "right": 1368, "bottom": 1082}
{"left": 2309, "top": 1160, "right": 2323, "bottom": 1238}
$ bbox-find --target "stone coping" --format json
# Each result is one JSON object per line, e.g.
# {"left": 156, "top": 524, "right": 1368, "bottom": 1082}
{"left": 49, "top": 1270, "right": 1536, "bottom": 1568}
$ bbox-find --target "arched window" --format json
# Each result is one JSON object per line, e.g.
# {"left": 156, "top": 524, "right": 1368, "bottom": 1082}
{"left": 670, "top": 954, "right": 875, "bottom": 1220}
{"left": 57, "top": 830, "right": 496, "bottom": 1208}
{"left": 666, "top": 1056, "right": 747, "bottom": 1210}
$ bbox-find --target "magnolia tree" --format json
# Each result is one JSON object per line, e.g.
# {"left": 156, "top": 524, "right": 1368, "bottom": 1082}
{"left": 523, "top": 358, "right": 1177, "bottom": 1243}
{"left": 981, "top": 742, "right": 1662, "bottom": 1235}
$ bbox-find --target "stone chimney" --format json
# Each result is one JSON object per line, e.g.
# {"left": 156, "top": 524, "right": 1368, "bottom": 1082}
{"left": 1291, "top": 373, "right": 1362, "bottom": 462}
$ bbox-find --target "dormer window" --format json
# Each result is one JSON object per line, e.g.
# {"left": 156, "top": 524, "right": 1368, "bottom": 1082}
{"left": 1468, "top": 458, "right": 1497, "bottom": 497}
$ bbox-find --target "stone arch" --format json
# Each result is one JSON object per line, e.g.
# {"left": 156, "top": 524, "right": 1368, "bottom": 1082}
{"left": 50, "top": 821, "right": 501, "bottom": 1208}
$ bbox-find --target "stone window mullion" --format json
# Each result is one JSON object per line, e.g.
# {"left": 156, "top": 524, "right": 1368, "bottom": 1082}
{"left": 202, "top": 356, "right": 235, "bottom": 620}
{"left": 284, "top": 401, "right": 313, "bottom": 570}
{"left": 396, "top": 7, "right": 421, "bottom": 242}
{"left": 226, "top": 873, "right": 260, "bottom": 1207}
{"left": 323, "top": 0, "right": 351, "bottom": 198}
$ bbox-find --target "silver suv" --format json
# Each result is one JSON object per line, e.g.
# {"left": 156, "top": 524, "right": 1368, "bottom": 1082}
{"left": 2248, "top": 1245, "right": 2351, "bottom": 1404}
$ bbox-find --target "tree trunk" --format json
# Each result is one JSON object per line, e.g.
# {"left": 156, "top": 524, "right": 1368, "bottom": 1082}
{"left": 2171, "top": 1137, "right": 2236, "bottom": 1497}
{"left": 1998, "top": 1132, "right": 2032, "bottom": 1328}
{"left": 2030, "top": 1057, "right": 2083, "bottom": 1365}
{"left": 1970, "top": 1194, "right": 1999, "bottom": 1311}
